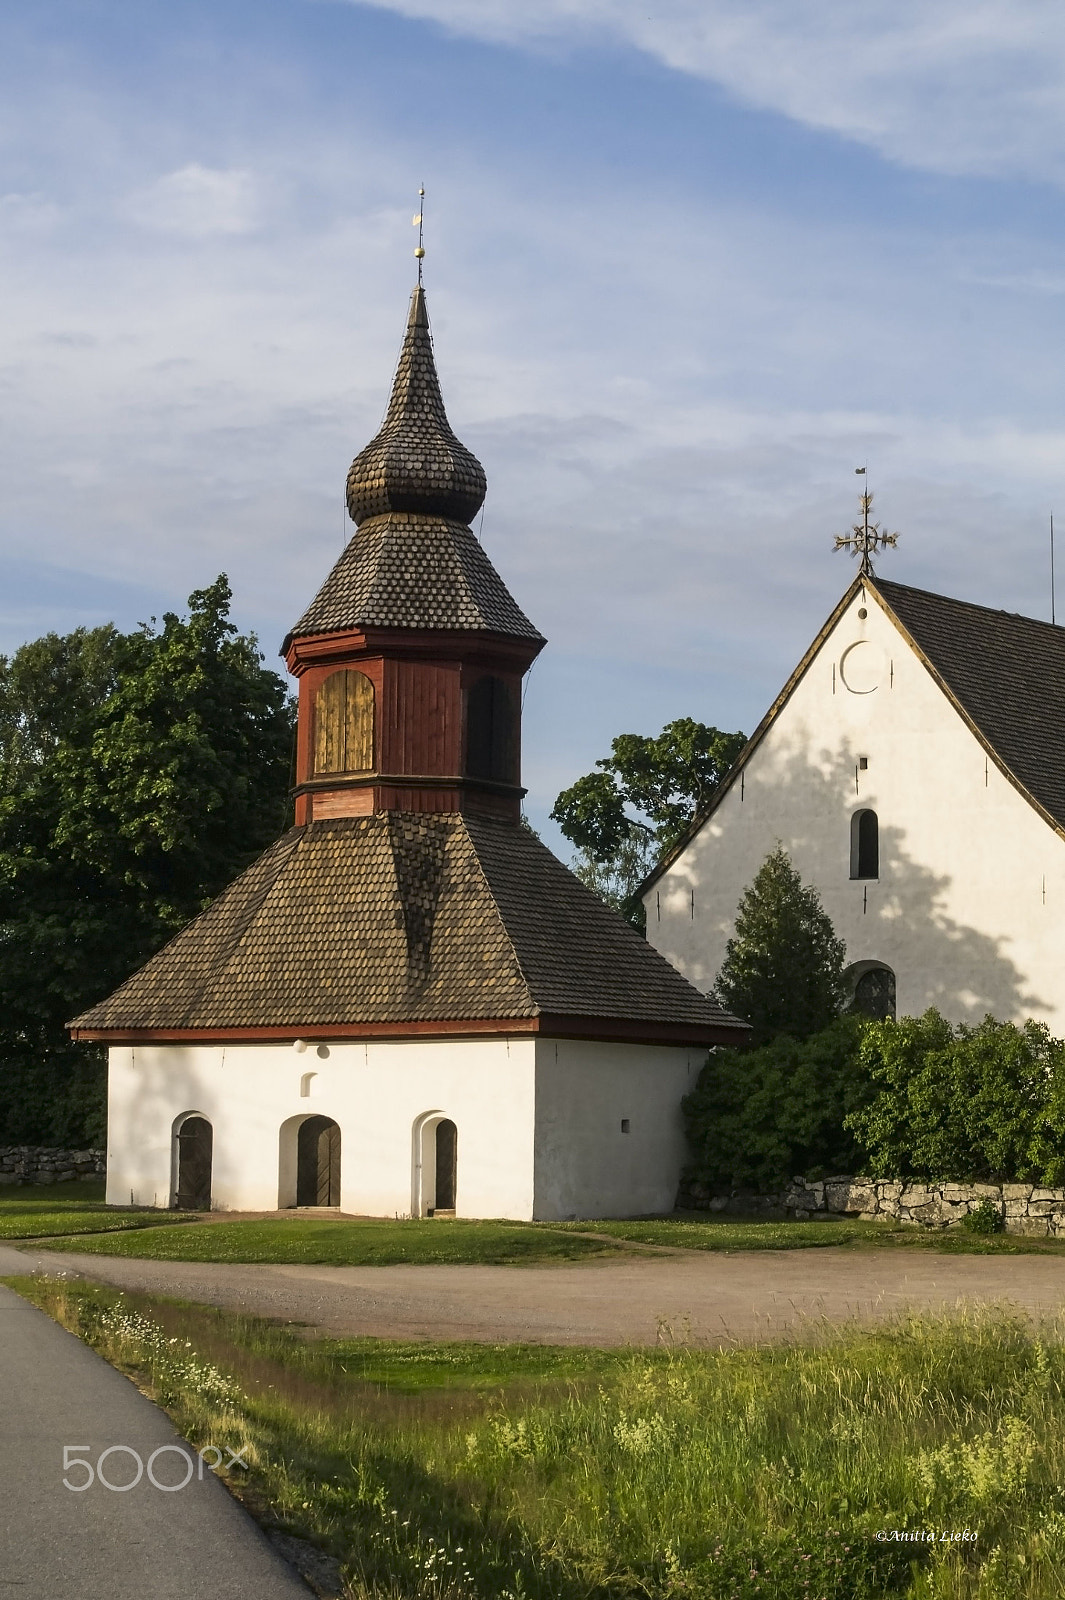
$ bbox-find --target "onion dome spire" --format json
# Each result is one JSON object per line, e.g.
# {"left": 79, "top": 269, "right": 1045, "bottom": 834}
{"left": 345, "top": 286, "right": 487, "bottom": 527}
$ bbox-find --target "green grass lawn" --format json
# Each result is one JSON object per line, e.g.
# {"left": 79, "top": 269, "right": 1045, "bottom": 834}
{"left": 19, "top": 1198, "right": 1065, "bottom": 1260}
{"left": 0, "top": 1180, "right": 196, "bottom": 1239}
{"left": 551, "top": 1213, "right": 1065, "bottom": 1255}
{"left": 31, "top": 1216, "right": 621, "bottom": 1265}
{"left": 10, "top": 1275, "right": 1065, "bottom": 1599}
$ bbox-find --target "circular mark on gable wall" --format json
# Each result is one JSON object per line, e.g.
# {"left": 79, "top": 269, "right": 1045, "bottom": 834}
{"left": 839, "top": 640, "right": 884, "bottom": 694}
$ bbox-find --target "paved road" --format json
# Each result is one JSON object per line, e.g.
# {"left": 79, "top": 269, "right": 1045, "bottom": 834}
{"left": 7, "top": 1241, "right": 1065, "bottom": 1346}
{"left": 0, "top": 1279, "right": 311, "bottom": 1599}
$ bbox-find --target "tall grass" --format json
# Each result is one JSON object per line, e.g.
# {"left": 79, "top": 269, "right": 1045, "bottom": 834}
{"left": 12, "top": 1277, "right": 1065, "bottom": 1599}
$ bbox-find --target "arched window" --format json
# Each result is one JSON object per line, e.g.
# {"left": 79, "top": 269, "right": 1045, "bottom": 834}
{"left": 466, "top": 675, "right": 517, "bottom": 783}
{"left": 314, "top": 670, "right": 374, "bottom": 775}
{"left": 850, "top": 809, "right": 879, "bottom": 879}
{"left": 852, "top": 965, "right": 896, "bottom": 1021}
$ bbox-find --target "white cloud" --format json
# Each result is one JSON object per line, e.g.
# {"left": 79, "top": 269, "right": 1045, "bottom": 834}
{"left": 125, "top": 164, "right": 261, "bottom": 237}
{"left": 346, "top": 0, "right": 1065, "bottom": 183}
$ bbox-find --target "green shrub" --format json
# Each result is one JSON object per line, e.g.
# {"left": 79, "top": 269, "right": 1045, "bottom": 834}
{"left": 845, "top": 1011, "right": 1065, "bottom": 1184}
{"left": 961, "top": 1198, "right": 1005, "bottom": 1235}
{"left": 682, "top": 1014, "right": 874, "bottom": 1192}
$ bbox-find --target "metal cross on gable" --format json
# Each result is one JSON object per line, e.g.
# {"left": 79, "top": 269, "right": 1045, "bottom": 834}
{"left": 834, "top": 486, "right": 900, "bottom": 576}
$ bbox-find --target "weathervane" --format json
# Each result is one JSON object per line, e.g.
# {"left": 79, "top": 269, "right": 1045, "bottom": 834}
{"left": 413, "top": 186, "right": 425, "bottom": 284}
{"left": 834, "top": 472, "right": 899, "bottom": 576}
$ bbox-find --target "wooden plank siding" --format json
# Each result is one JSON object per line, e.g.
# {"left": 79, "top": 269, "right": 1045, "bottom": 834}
{"left": 382, "top": 659, "right": 461, "bottom": 776}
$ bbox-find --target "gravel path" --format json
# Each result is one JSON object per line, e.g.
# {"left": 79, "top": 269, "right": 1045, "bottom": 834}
{"left": 5, "top": 1241, "right": 1065, "bottom": 1346}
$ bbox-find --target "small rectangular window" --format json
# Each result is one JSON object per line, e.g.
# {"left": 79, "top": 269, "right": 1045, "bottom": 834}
{"left": 858, "top": 756, "right": 868, "bottom": 770}
{"left": 620, "top": 1119, "right": 630, "bottom": 1134}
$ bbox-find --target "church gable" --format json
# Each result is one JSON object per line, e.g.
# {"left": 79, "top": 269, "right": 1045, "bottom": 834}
{"left": 645, "top": 574, "right": 1065, "bottom": 1028}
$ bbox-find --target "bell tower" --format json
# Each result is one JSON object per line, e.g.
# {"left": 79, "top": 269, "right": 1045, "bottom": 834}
{"left": 284, "top": 286, "right": 545, "bottom": 826}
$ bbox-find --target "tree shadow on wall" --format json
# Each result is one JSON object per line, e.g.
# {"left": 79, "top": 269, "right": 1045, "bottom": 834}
{"left": 677, "top": 734, "right": 1048, "bottom": 1026}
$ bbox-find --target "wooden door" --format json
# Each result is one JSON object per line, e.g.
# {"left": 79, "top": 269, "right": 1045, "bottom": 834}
{"left": 297, "top": 1116, "right": 341, "bottom": 1207}
{"left": 435, "top": 1119, "right": 457, "bottom": 1212}
{"left": 175, "top": 1117, "right": 212, "bottom": 1210}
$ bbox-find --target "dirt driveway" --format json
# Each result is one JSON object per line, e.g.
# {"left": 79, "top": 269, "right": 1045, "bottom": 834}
{"left": 5, "top": 1242, "right": 1065, "bottom": 1346}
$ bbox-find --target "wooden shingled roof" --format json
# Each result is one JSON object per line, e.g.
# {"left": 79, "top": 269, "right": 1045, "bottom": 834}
{"left": 70, "top": 814, "right": 744, "bottom": 1044}
{"left": 874, "top": 578, "right": 1065, "bottom": 832}
{"left": 283, "top": 512, "right": 543, "bottom": 647}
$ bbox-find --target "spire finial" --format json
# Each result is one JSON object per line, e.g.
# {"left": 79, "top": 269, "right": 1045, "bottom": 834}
{"left": 344, "top": 277, "right": 487, "bottom": 527}
{"left": 413, "top": 186, "right": 425, "bottom": 285}
{"left": 834, "top": 477, "right": 900, "bottom": 576}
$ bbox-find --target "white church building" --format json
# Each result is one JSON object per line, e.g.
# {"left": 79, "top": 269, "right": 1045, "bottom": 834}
{"left": 644, "top": 532, "right": 1065, "bottom": 1033}
{"left": 70, "top": 282, "right": 746, "bottom": 1219}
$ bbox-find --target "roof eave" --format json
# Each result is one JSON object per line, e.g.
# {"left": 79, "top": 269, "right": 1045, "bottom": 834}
{"left": 71, "top": 1011, "right": 747, "bottom": 1047}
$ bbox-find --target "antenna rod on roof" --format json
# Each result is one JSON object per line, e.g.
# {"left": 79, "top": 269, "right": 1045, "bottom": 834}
{"left": 1052, "top": 513, "right": 1057, "bottom": 626}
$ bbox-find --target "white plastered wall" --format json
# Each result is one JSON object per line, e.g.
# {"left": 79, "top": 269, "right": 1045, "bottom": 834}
{"left": 106, "top": 1036, "right": 536, "bottom": 1216}
{"left": 107, "top": 1033, "right": 704, "bottom": 1218}
{"left": 532, "top": 1039, "right": 703, "bottom": 1219}
{"left": 646, "top": 583, "right": 1065, "bottom": 1029}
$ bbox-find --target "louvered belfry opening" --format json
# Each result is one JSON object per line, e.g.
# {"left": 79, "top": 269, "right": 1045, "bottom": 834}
{"left": 283, "top": 283, "right": 545, "bottom": 827}
{"left": 313, "top": 669, "right": 375, "bottom": 774}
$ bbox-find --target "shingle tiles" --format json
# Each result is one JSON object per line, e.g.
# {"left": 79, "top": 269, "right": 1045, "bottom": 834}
{"left": 70, "top": 814, "right": 737, "bottom": 1035}
{"left": 877, "top": 578, "right": 1065, "bottom": 829}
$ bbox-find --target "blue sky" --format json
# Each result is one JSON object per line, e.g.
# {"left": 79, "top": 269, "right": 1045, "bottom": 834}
{"left": 3, "top": 1, "right": 1065, "bottom": 848}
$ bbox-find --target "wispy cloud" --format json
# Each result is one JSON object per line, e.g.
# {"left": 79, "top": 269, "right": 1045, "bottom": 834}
{"left": 347, "top": 0, "right": 1065, "bottom": 183}
{"left": 124, "top": 165, "right": 262, "bottom": 236}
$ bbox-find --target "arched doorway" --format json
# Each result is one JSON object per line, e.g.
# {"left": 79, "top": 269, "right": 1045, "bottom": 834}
{"left": 174, "top": 1115, "right": 212, "bottom": 1210}
{"left": 412, "top": 1112, "right": 459, "bottom": 1216}
{"left": 434, "top": 1119, "right": 457, "bottom": 1213}
{"left": 296, "top": 1116, "right": 341, "bottom": 1207}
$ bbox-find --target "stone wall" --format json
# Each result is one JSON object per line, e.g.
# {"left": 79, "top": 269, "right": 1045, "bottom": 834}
{"left": 0, "top": 1146, "right": 105, "bottom": 1186}
{"left": 680, "top": 1176, "right": 1065, "bottom": 1235}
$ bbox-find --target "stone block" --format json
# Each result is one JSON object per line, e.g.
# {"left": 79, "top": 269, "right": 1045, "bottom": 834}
{"left": 1003, "top": 1184, "right": 1034, "bottom": 1200}
{"left": 32, "top": 1172, "right": 55, "bottom": 1185}
{"left": 1028, "top": 1200, "right": 1057, "bottom": 1216}
{"left": 901, "top": 1186, "right": 932, "bottom": 1207}
{"left": 1004, "top": 1200, "right": 1030, "bottom": 1216}
{"left": 1031, "top": 1189, "right": 1065, "bottom": 1203}
{"left": 972, "top": 1184, "right": 1002, "bottom": 1197}
{"left": 826, "top": 1184, "right": 875, "bottom": 1213}
{"left": 1007, "top": 1217, "right": 1050, "bottom": 1236}
{"left": 941, "top": 1185, "right": 969, "bottom": 1202}
{"left": 0, "top": 1173, "right": 21, "bottom": 1185}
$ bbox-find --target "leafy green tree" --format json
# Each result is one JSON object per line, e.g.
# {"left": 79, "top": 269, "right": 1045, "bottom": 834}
{"left": 551, "top": 718, "right": 745, "bottom": 922}
{"left": 716, "top": 846, "right": 847, "bottom": 1044}
{"left": 846, "top": 1011, "right": 1065, "bottom": 1183}
{"left": 0, "top": 577, "right": 295, "bottom": 1145}
{"left": 683, "top": 1014, "right": 873, "bottom": 1192}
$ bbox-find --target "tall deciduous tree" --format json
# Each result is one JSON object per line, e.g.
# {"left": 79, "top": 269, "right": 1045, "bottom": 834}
{"left": 551, "top": 718, "right": 745, "bottom": 922}
{"left": 0, "top": 577, "right": 295, "bottom": 1144}
{"left": 716, "top": 846, "right": 847, "bottom": 1044}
